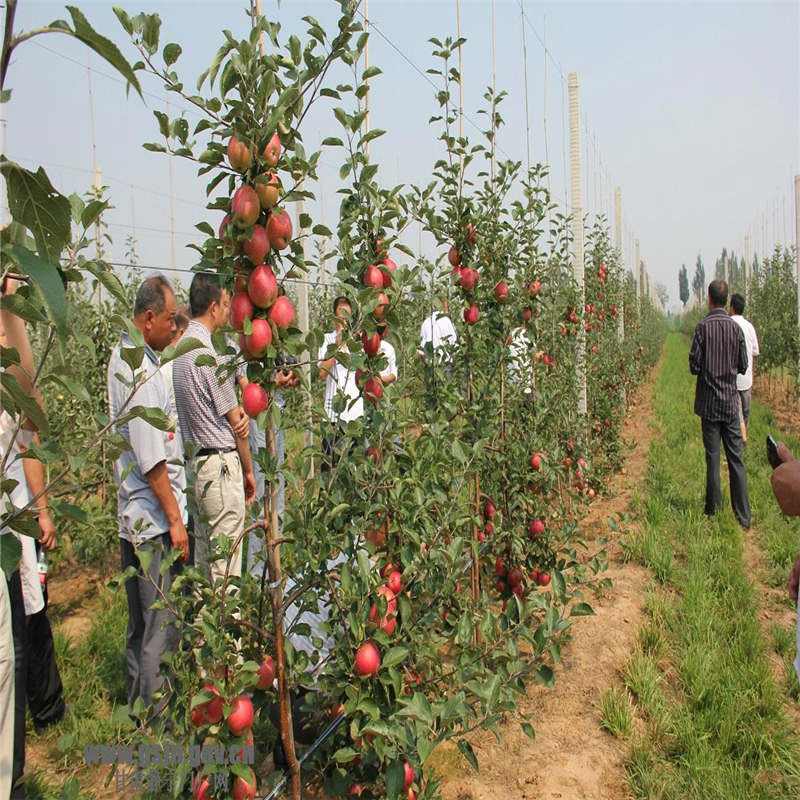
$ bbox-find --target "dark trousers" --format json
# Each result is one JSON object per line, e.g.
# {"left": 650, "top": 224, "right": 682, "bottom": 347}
{"left": 701, "top": 416, "right": 752, "bottom": 528}
{"left": 120, "top": 534, "right": 184, "bottom": 712}
{"left": 8, "top": 571, "right": 27, "bottom": 799}
{"left": 27, "top": 545, "right": 65, "bottom": 732}
{"left": 321, "top": 424, "right": 351, "bottom": 474}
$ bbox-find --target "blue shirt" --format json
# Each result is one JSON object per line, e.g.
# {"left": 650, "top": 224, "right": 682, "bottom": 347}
{"left": 107, "top": 334, "right": 187, "bottom": 542}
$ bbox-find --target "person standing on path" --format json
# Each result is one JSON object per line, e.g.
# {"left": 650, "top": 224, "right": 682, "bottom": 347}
{"left": 728, "top": 293, "right": 759, "bottom": 443}
{"left": 107, "top": 276, "right": 190, "bottom": 713}
{"left": 418, "top": 295, "right": 458, "bottom": 413}
{"left": 689, "top": 279, "right": 751, "bottom": 529}
{"left": 173, "top": 274, "right": 255, "bottom": 581}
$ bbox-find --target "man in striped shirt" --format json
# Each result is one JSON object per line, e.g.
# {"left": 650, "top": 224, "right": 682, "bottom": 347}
{"left": 689, "top": 279, "right": 751, "bottom": 529}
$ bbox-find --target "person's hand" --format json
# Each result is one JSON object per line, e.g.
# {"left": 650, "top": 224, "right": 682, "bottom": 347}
{"left": 37, "top": 510, "right": 57, "bottom": 551}
{"left": 244, "top": 470, "right": 257, "bottom": 504}
{"left": 788, "top": 554, "right": 800, "bottom": 605}
{"left": 169, "top": 518, "right": 190, "bottom": 562}
{"left": 232, "top": 407, "right": 250, "bottom": 439}
{"left": 274, "top": 370, "right": 296, "bottom": 389}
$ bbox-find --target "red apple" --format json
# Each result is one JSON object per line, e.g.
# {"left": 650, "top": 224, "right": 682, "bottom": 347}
{"left": 227, "top": 695, "right": 254, "bottom": 736}
{"left": 494, "top": 557, "right": 507, "bottom": 577}
{"left": 507, "top": 568, "right": 524, "bottom": 587}
{"left": 463, "top": 304, "right": 479, "bottom": 325}
{"left": 528, "top": 279, "right": 541, "bottom": 297}
{"left": 364, "top": 376, "right": 383, "bottom": 404}
{"left": 536, "top": 572, "right": 551, "bottom": 587}
{"left": 349, "top": 786, "right": 364, "bottom": 798}
{"left": 218, "top": 214, "right": 234, "bottom": 245}
{"left": 530, "top": 453, "right": 543, "bottom": 471}
{"left": 263, "top": 133, "right": 281, "bottom": 167}
{"left": 512, "top": 583, "right": 525, "bottom": 598}
{"left": 529, "top": 518, "right": 545, "bottom": 537}
{"left": 254, "top": 172, "right": 280, "bottom": 209}
{"left": 256, "top": 655, "right": 275, "bottom": 690}
{"left": 494, "top": 281, "right": 509, "bottom": 302}
{"left": 354, "top": 641, "right": 381, "bottom": 677}
{"left": 387, "top": 571, "right": 403, "bottom": 594}
{"left": 241, "top": 318, "right": 273, "bottom": 358}
{"left": 190, "top": 706, "right": 207, "bottom": 728}
{"left": 227, "top": 135, "right": 253, "bottom": 172}
{"left": 404, "top": 761, "right": 416, "bottom": 790}
{"left": 484, "top": 499, "right": 496, "bottom": 519}
{"left": 230, "top": 291, "right": 255, "bottom": 331}
{"left": 459, "top": 267, "right": 479, "bottom": 293}
{"left": 363, "top": 264, "right": 384, "bottom": 289}
{"left": 232, "top": 767, "right": 257, "bottom": 800}
{"left": 483, "top": 521, "right": 494, "bottom": 536}
{"left": 197, "top": 683, "right": 223, "bottom": 725}
{"left": 269, "top": 295, "right": 296, "bottom": 329}
{"left": 366, "top": 446, "right": 382, "bottom": 464}
{"left": 193, "top": 775, "right": 213, "bottom": 800}
{"left": 247, "top": 264, "right": 278, "bottom": 309}
{"left": 448, "top": 246, "right": 462, "bottom": 268}
{"left": 372, "top": 292, "right": 389, "bottom": 320}
{"left": 231, "top": 185, "right": 261, "bottom": 227}
{"left": 242, "top": 225, "right": 270, "bottom": 264}
{"left": 362, "top": 331, "right": 382, "bottom": 357}
{"left": 369, "top": 585, "right": 398, "bottom": 622}
{"left": 242, "top": 383, "right": 269, "bottom": 418}
{"left": 521, "top": 306, "right": 533, "bottom": 322}
{"left": 266, "top": 208, "right": 292, "bottom": 250}
{"left": 495, "top": 578, "right": 507, "bottom": 594}
{"left": 381, "top": 257, "right": 397, "bottom": 288}
{"left": 408, "top": 790, "right": 417, "bottom": 800}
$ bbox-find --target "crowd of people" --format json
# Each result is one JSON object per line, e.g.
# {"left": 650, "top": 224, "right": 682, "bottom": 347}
{"left": 2, "top": 272, "right": 797, "bottom": 799}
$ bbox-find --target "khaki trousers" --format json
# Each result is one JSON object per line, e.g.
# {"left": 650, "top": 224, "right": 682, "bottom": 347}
{"left": 0, "top": 573, "right": 15, "bottom": 800}
{"left": 193, "top": 451, "right": 245, "bottom": 582}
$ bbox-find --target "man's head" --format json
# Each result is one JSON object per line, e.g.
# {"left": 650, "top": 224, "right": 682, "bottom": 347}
{"left": 190, "top": 273, "right": 230, "bottom": 332}
{"left": 133, "top": 275, "right": 177, "bottom": 352}
{"left": 707, "top": 279, "right": 728, "bottom": 309}
{"left": 730, "top": 293, "right": 745, "bottom": 316}
{"left": 332, "top": 295, "right": 352, "bottom": 329}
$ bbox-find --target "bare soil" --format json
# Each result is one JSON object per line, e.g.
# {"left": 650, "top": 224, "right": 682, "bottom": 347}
{"left": 433, "top": 375, "right": 659, "bottom": 800}
{"left": 754, "top": 374, "right": 798, "bottom": 439}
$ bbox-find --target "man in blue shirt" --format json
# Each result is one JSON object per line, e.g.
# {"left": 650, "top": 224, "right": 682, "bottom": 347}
{"left": 107, "top": 275, "right": 189, "bottom": 712}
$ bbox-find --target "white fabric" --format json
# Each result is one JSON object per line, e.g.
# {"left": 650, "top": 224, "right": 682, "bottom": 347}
{"left": 318, "top": 331, "right": 363, "bottom": 423}
{"left": 732, "top": 315, "right": 759, "bottom": 391}
{"left": 0, "top": 410, "right": 44, "bottom": 615}
{"left": 379, "top": 339, "right": 397, "bottom": 383}
{"left": 419, "top": 313, "right": 458, "bottom": 361}
{"left": 0, "top": 573, "right": 14, "bottom": 800}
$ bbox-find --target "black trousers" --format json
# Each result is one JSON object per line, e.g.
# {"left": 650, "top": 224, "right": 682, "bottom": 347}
{"left": 701, "top": 416, "right": 752, "bottom": 528}
{"left": 26, "top": 559, "right": 65, "bottom": 732}
{"left": 8, "top": 570, "right": 27, "bottom": 800}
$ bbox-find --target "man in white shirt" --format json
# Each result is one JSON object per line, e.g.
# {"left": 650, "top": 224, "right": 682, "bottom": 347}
{"left": 318, "top": 296, "right": 363, "bottom": 471}
{"left": 418, "top": 295, "right": 458, "bottom": 364}
{"left": 376, "top": 324, "right": 398, "bottom": 387}
{"left": 729, "top": 293, "right": 759, "bottom": 442}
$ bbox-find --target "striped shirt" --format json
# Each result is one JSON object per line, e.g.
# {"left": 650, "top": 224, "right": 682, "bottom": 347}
{"left": 172, "top": 320, "right": 237, "bottom": 450}
{"left": 689, "top": 308, "right": 748, "bottom": 422}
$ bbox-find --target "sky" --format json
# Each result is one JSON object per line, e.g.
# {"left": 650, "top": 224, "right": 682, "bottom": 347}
{"left": 3, "top": 0, "right": 798, "bottom": 311}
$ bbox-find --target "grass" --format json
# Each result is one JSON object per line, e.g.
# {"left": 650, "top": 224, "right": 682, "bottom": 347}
{"left": 618, "top": 332, "right": 800, "bottom": 800}
{"left": 599, "top": 687, "right": 634, "bottom": 738}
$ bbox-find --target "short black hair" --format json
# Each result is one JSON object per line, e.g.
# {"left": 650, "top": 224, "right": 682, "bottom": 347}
{"left": 332, "top": 295, "right": 351, "bottom": 315}
{"left": 730, "top": 293, "right": 745, "bottom": 315}
{"left": 189, "top": 273, "right": 225, "bottom": 317}
{"left": 708, "top": 279, "right": 728, "bottom": 308}
{"left": 134, "top": 275, "right": 172, "bottom": 317}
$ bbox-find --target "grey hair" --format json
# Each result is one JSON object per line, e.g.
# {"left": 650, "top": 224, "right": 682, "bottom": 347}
{"left": 134, "top": 275, "right": 172, "bottom": 316}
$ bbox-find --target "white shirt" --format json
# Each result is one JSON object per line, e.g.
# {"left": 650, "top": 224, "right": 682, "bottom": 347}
{"left": 0, "top": 409, "right": 44, "bottom": 615}
{"left": 419, "top": 313, "right": 458, "bottom": 362}
{"left": 732, "top": 315, "right": 759, "bottom": 391}
{"left": 379, "top": 339, "right": 397, "bottom": 384}
{"left": 318, "top": 331, "right": 364, "bottom": 424}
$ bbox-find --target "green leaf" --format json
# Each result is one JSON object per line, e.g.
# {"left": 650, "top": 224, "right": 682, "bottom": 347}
{"left": 160, "top": 336, "right": 204, "bottom": 366}
{"left": 360, "top": 128, "right": 385, "bottom": 145}
{"left": 0, "top": 292, "right": 48, "bottom": 325}
{"left": 312, "top": 224, "right": 332, "bottom": 237}
{"left": 163, "top": 42, "right": 182, "bottom": 66}
{"left": 397, "top": 692, "right": 433, "bottom": 725}
{"left": 83, "top": 260, "right": 127, "bottom": 305}
{"left": 381, "top": 646, "right": 408, "bottom": 669}
{"left": 288, "top": 35, "right": 302, "bottom": 65}
{"left": 0, "top": 533, "right": 22, "bottom": 576}
{"left": 140, "top": 12, "right": 162, "bottom": 55}
{"left": 8, "top": 246, "right": 67, "bottom": 338}
{"left": 385, "top": 760, "right": 405, "bottom": 797}
{"left": 122, "top": 405, "right": 173, "bottom": 432}
{"left": 362, "top": 66, "right": 382, "bottom": 80}
{"left": 321, "top": 137, "right": 343, "bottom": 147}
{"left": 570, "top": 602, "right": 594, "bottom": 617}
{"left": 457, "top": 739, "right": 479, "bottom": 771}
{"left": 0, "top": 159, "right": 71, "bottom": 263}
{"left": 521, "top": 722, "right": 536, "bottom": 739}
{"left": 333, "top": 747, "right": 359, "bottom": 763}
{"left": 356, "top": 548, "right": 371, "bottom": 585}
{"left": 0, "top": 89, "right": 12, "bottom": 103}
{"left": 80, "top": 199, "right": 108, "bottom": 230}
{"left": 112, "top": 6, "right": 134, "bottom": 35}
{"left": 63, "top": 7, "right": 143, "bottom": 96}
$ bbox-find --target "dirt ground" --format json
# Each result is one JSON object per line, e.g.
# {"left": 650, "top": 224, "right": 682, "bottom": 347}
{"left": 434, "top": 376, "right": 659, "bottom": 800}
{"left": 754, "top": 374, "right": 798, "bottom": 438}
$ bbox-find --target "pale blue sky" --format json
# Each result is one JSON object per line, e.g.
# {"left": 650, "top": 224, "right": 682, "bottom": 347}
{"left": 4, "top": 1, "right": 798, "bottom": 308}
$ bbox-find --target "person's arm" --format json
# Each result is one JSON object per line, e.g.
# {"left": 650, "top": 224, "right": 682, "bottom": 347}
{"left": 736, "top": 327, "right": 748, "bottom": 376}
{"left": 226, "top": 408, "right": 256, "bottom": 503}
{"left": 19, "top": 433, "right": 56, "bottom": 550}
{"left": 145, "top": 461, "right": 189, "bottom": 561}
{"left": 688, "top": 325, "right": 704, "bottom": 375}
{"left": 318, "top": 334, "right": 339, "bottom": 381}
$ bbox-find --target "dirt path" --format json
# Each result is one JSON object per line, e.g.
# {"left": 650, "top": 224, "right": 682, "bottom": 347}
{"left": 435, "top": 374, "right": 660, "bottom": 800}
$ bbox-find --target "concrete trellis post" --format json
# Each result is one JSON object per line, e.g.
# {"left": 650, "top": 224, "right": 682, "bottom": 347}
{"left": 634, "top": 237, "right": 640, "bottom": 314}
{"left": 795, "top": 175, "right": 800, "bottom": 378}
{"left": 568, "top": 72, "right": 587, "bottom": 418}
{"left": 614, "top": 187, "right": 624, "bottom": 342}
